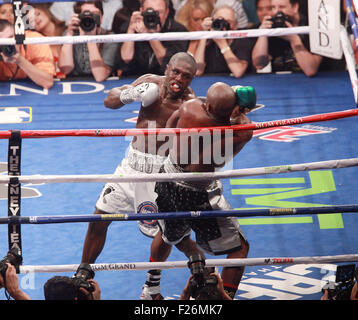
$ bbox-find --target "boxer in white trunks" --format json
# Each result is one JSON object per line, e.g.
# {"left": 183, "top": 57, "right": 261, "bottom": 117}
{"left": 81, "top": 52, "right": 197, "bottom": 264}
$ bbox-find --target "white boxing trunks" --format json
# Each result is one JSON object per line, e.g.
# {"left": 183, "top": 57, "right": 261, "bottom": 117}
{"left": 95, "top": 143, "right": 166, "bottom": 238}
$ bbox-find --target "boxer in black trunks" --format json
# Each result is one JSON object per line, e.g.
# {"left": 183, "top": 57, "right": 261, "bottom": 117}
{"left": 141, "top": 82, "right": 255, "bottom": 300}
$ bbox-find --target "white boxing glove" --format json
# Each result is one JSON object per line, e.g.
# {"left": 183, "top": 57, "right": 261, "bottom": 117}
{"left": 120, "top": 82, "right": 160, "bottom": 107}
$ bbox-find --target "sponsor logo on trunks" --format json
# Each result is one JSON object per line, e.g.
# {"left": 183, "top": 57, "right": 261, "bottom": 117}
{"left": 137, "top": 201, "right": 158, "bottom": 226}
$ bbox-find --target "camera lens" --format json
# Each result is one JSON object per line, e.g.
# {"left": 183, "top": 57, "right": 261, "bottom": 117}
{"left": 271, "top": 11, "right": 290, "bottom": 28}
{"left": 212, "top": 18, "right": 230, "bottom": 31}
{"left": 0, "top": 247, "right": 22, "bottom": 279}
{"left": 142, "top": 8, "right": 160, "bottom": 29}
{"left": 0, "top": 45, "right": 16, "bottom": 57}
{"left": 79, "top": 11, "right": 99, "bottom": 32}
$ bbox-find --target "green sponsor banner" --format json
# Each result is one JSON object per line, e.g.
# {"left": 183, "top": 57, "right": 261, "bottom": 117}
{"left": 230, "top": 171, "right": 343, "bottom": 229}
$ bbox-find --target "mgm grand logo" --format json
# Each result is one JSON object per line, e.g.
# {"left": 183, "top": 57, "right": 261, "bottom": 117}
{"left": 0, "top": 162, "right": 41, "bottom": 200}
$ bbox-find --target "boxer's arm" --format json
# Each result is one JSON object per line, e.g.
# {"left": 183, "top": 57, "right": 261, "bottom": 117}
{"left": 104, "top": 82, "right": 160, "bottom": 109}
{"left": 165, "top": 109, "right": 180, "bottom": 128}
{"left": 120, "top": 82, "right": 160, "bottom": 107}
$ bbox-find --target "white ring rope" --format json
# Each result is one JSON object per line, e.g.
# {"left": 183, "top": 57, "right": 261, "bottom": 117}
{"left": 0, "top": 26, "right": 309, "bottom": 46}
{"left": 19, "top": 254, "right": 358, "bottom": 274}
{"left": 1, "top": 158, "right": 357, "bottom": 185}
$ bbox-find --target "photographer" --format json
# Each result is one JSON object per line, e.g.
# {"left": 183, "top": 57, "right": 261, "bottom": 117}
{"left": 321, "top": 264, "right": 358, "bottom": 301}
{"left": 44, "top": 263, "right": 101, "bottom": 300}
{"left": 0, "top": 18, "right": 54, "bottom": 89}
{"left": 251, "top": 0, "right": 322, "bottom": 77}
{"left": 194, "top": 5, "right": 255, "bottom": 78}
{"left": 0, "top": 248, "right": 31, "bottom": 300}
{"left": 180, "top": 254, "right": 232, "bottom": 300}
{"left": 115, "top": 0, "right": 189, "bottom": 76}
{"left": 59, "top": 1, "right": 118, "bottom": 82}
{"left": 0, "top": 264, "right": 31, "bottom": 300}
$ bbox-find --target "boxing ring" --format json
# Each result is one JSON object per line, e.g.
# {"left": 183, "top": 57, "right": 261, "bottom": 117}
{"left": 0, "top": 0, "right": 358, "bottom": 301}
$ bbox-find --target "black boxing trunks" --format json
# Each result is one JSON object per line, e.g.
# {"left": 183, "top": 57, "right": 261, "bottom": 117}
{"left": 155, "top": 157, "right": 247, "bottom": 255}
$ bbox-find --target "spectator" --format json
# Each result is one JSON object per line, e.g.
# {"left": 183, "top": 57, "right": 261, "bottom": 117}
{"left": 111, "top": 0, "right": 141, "bottom": 77}
{"left": 59, "top": 1, "right": 118, "bottom": 82}
{"left": 0, "top": 2, "right": 32, "bottom": 27}
{"left": 44, "top": 262, "right": 100, "bottom": 300}
{"left": 242, "top": 0, "right": 260, "bottom": 28}
{"left": 115, "top": 0, "right": 189, "bottom": 76}
{"left": 32, "top": 3, "right": 66, "bottom": 79}
{"left": 180, "top": 272, "right": 233, "bottom": 300}
{"left": 0, "top": 19, "right": 55, "bottom": 89}
{"left": 255, "top": 0, "right": 273, "bottom": 27}
{"left": 194, "top": 5, "right": 255, "bottom": 78}
{"left": 0, "top": 264, "right": 31, "bottom": 300}
{"left": 50, "top": 0, "right": 123, "bottom": 32}
{"left": 111, "top": 0, "right": 141, "bottom": 34}
{"left": 321, "top": 279, "right": 358, "bottom": 300}
{"left": 250, "top": 0, "right": 273, "bottom": 73}
{"left": 175, "top": 0, "right": 214, "bottom": 57}
{"left": 0, "top": 3, "right": 14, "bottom": 24}
{"left": 251, "top": 0, "right": 322, "bottom": 77}
{"left": 44, "top": 276, "right": 101, "bottom": 300}
{"left": 177, "top": 0, "right": 249, "bottom": 29}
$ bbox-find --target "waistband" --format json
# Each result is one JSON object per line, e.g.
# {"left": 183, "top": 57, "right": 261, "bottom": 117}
{"left": 127, "top": 143, "right": 167, "bottom": 174}
{"left": 163, "top": 156, "right": 218, "bottom": 190}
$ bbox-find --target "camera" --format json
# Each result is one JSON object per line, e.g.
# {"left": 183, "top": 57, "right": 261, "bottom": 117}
{"left": 0, "top": 247, "right": 22, "bottom": 282}
{"left": 322, "top": 264, "right": 358, "bottom": 300}
{"left": 72, "top": 263, "right": 95, "bottom": 299}
{"left": 78, "top": 10, "right": 100, "bottom": 32}
{"left": 142, "top": 8, "right": 161, "bottom": 30}
{"left": 212, "top": 18, "right": 230, "bottom": 31}
{"left": 271, "top": 11, "right": 292, "bottom": 28}
{"left": 187, "top": 254, "right": 221, "bottom": 300}
{"left": 0, "top": 45, "right": 16, "bottom": 58}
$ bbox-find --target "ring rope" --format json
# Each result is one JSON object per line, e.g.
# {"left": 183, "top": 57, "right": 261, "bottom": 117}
{"left": 0, "top": 108, "right": 357, "bottom": 139}
{"left": 0, "top": 158, "right": 357, "bottom": 185}
{"left": 2, "top": 204, "right": 358, "bottom": 225}
{"left": 19, "top": 254, "right": 358, "bottom": 273}
{"left": 0, "top": 27, "right": 309, "bottom": 46}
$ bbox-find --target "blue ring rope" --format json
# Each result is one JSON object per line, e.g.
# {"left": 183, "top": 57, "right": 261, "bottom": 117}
{"left": 1, "top": 204, "right": 357, "bottom": 225}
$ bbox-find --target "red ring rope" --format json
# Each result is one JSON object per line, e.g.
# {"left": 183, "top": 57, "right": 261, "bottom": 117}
{"left": 0, "top": 108, "right": 356, "bottom": 139}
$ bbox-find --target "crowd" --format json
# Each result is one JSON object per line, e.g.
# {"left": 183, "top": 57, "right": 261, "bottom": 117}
{"left": 0, "top": 0, "right": 349, "bottom": 89}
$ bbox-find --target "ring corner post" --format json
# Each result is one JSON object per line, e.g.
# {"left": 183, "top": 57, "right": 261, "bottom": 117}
{"left": 7, "top": 130, "right": 22, "bottom": 256}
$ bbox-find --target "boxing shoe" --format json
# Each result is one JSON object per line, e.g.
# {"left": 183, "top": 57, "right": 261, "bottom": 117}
{"left": 140, "top": 284, "right": 164, "bottom": 300}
